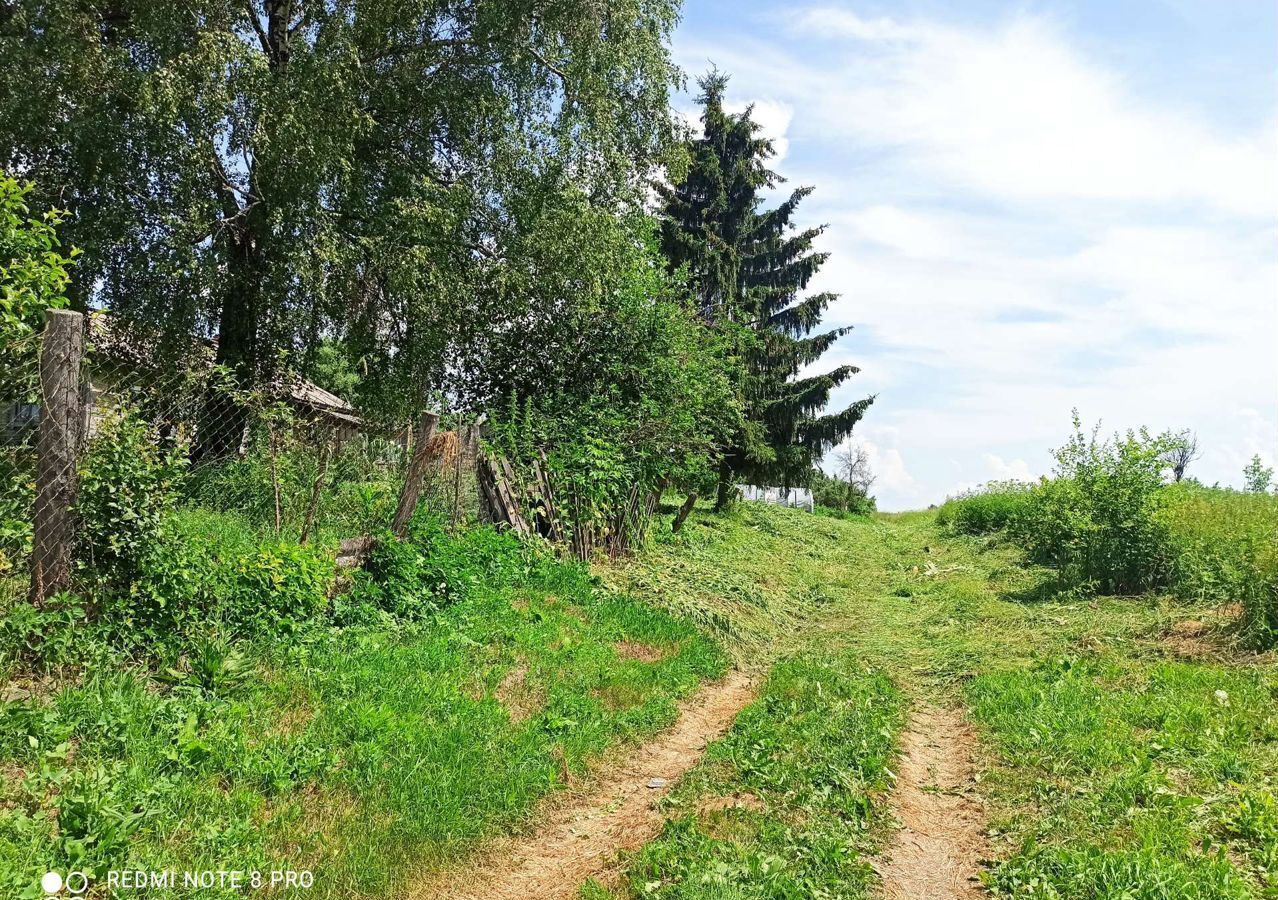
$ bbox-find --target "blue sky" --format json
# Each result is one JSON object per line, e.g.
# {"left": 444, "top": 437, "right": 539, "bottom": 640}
{"left": 672, "top": 1, "right": 1278, "bottom": 509}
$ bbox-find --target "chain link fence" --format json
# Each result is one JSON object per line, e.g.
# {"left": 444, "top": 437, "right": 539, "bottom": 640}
{"left": 0, "top": 330, "right": 50, "bottom": 590}
{"left": 1, "top": 311, "right": 486, "bottom": 604}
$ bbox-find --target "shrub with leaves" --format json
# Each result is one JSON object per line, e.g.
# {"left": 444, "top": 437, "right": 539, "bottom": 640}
{"left": 0, "top": 175, "right": 76, "bottom": 380}
{"left": 77, "top": 406, "right": 188, "bottom": 589}
{"left": 344, "top": 530, "right": 440, "bottom": 623}
{"left": 1011, "top": 416, "right": 1177, "bottom": 594}
{"left": 487, "top": 218, "right": 740, "bottom": 550}
{"left": 941, "top": 417, "right": 1278, "bottom": 648}
{"left": 342, "top": 516, "right": 533, "bottom": 625}
{"left": 1, "top": 175, "right": 77, "bottom": 573}
{"left": 810, "top": 468, "right": 877, "bottom": 517}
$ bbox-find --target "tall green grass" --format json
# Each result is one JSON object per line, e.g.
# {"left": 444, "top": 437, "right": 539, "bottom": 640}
{"left": 972, "top": 655, "right": 1274, "bottom": 899}
{"left": 941, "top": 480, "right": 1278, "bottom": 647}
{"left": 936, "top": 481, "right": 1035, "bottom": 535}
{"left": 1158, "top": 485, "right": 1278, "bottom": 644}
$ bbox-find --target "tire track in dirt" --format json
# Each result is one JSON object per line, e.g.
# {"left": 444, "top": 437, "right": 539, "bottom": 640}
{"left": 413, "top": 670, "right": 755, "bottom": 900}
{"left": 876, "top": 705, "right": 988, "bottom": 899}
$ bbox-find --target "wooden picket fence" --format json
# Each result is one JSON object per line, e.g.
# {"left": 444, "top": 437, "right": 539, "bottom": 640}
{"left": 476, "top": 450, "right": 662, "bottom": 560}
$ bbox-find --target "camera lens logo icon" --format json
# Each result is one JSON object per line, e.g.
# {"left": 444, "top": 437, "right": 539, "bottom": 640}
{"left": 42, "top": 871, "right": 89, "bottom": 894}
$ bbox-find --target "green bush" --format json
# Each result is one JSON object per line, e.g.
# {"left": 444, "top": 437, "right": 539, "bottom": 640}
{"left": 0, "top": 176, "right": 75, "bottom": 378}
{"left": 484, "top": 218, "right": 741, "bottom": 551}
{"left": 943, "top": 418, "right": 1278, "bottom": 648}
{"left": 343, "top": 530, "right": 439, "bottom": 623}
{"left": 937, "top": 481, "right": 1034, "bottom": 535}
{"left": 810, "top": 469, "right": 876, "bottom": 517}
{"left": 92, "top": 507, "right": 333, "bottom": 645}
{"left": 225, "top": 540, "right": 334, "bottom": 636}
{"left": 343, "top": 517, "right": 534, "bottom": 624}
{"left": 77, "top": 406, "right": 188, "bottom": 588}
{"left": 0, "top": 459, "right": 31, "bottom": 577}
{"left": 1011, "top": 420, "right": 1176, "bottom": 594}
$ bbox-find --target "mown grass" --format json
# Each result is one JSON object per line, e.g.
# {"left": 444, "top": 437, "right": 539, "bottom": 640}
{"left": 598, "top": 500, "right": 896, "bottom": 660}
{"left": 602, "top": 503, "right": 1278, "bottom": 899}
{"left": 583, "top": 651, "right": 902, "bottom": 900}
{"left": 0, "top": 528, "right": 725, "bottom": 898}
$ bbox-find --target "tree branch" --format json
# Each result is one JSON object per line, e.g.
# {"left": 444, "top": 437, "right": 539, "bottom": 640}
{"left": 526, "top": 45, "right": 568, "bottom": 83}
{"left": 240, "top": 0, "right": 271, "bottom": 56}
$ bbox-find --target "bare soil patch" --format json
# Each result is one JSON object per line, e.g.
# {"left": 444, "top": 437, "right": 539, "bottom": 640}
{"left": 493, "top": 659, "right": 543, "bottom": 724}
{"left": 414, "top": 670, "right": 754, "bottom": 900}
{"left": 1152, "top": 606, "right": 1271, "bottom": 663}
{"left": 614, "top": 639, "right": 666, "bottom": 663}
{"left": 876, "top": 705, "right": 987, "bottom": 900}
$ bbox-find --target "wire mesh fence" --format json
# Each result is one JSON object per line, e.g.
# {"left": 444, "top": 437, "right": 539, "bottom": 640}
{"left": 0, "top": 331, "right": 49, "bottom": 589}
{"left": 2, "top": 311, "right": 488, "bottom": 603}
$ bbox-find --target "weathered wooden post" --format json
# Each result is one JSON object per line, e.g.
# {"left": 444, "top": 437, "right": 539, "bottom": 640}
{"left": 391, "top": 410, "right": 439, "bottom": 537}
{"left": 671, "top": 492, "right": 698, "bottom": 534}
{"left": 30, "top": 309, "right": 85, "bottom": 605}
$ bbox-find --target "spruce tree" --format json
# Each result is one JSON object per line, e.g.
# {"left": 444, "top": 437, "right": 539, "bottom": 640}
{"left": 659, "top": 73, "right": 873, "bottom": 508}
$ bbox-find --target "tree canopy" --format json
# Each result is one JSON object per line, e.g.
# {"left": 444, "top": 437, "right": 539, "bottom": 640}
{"left": 657, "top": 72, "right": 872, "bottom": 503}
{"left": 0, "top": 0, "right": 683, "bottom": 421}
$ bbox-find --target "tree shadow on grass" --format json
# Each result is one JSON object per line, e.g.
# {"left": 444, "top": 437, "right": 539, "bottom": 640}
{"left": 1001, "top": 571, "right": 1076, "bottom": 605}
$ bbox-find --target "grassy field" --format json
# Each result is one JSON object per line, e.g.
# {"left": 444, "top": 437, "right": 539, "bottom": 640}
{"left": 3, "top": 499, "right": 1276, "bottom": 898}
{"left": 0, "top": 528, "right": 725, "bottom": 898}
{"left": 595, "top": 504, "right": 1278, "bottom": 899}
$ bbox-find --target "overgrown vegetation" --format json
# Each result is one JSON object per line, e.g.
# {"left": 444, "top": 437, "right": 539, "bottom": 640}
{"left": 0, "top": 519, "right": 726, "bottom": 897}
{"left": 810, "top": 467, "right": 877, "bottom": 518}
{"left": 485, "top": 220, "right": 741, "bottom": 550}
{"left": 938, "top": 418, "right": 1278, "bottom": 647}
{"left": 937, "top": 480, "right": 1034, "bottom": 535}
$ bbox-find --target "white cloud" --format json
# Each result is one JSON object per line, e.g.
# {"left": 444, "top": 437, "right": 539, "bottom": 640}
{"left": 788, "top": 8, "right": 921, "bottom": 43}
{"left": 683, "top": 11, "right": 1278, "bottom": 217}
{"left": 674, "top": 7, "right": 1278, "bottom": 509}
{"left": 983, "top": 454, "right": 1037, "bottom": 482}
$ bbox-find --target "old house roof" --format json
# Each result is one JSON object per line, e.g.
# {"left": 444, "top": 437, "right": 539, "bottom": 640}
{"left": 88, "top": 312, "right": 362, "bottom": 428}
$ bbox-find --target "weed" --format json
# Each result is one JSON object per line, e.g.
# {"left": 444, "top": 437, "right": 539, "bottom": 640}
{"left": 937, "top": 481, "right": 1035, "bottom": 535}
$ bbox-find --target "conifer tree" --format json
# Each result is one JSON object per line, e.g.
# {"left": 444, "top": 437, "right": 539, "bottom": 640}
{"left": 658, "top": 72, "right": 873, "bottom": 508}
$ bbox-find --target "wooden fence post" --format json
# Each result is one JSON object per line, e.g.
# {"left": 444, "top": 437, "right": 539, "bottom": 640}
{"left": 30, "top": 309, "right": 85, "bottom": 605}
{"left": 671, "top": 492, "right": 697, "bottom": 534}
{"left": 391, "top": 410, "right": 439, "bottom": 537}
